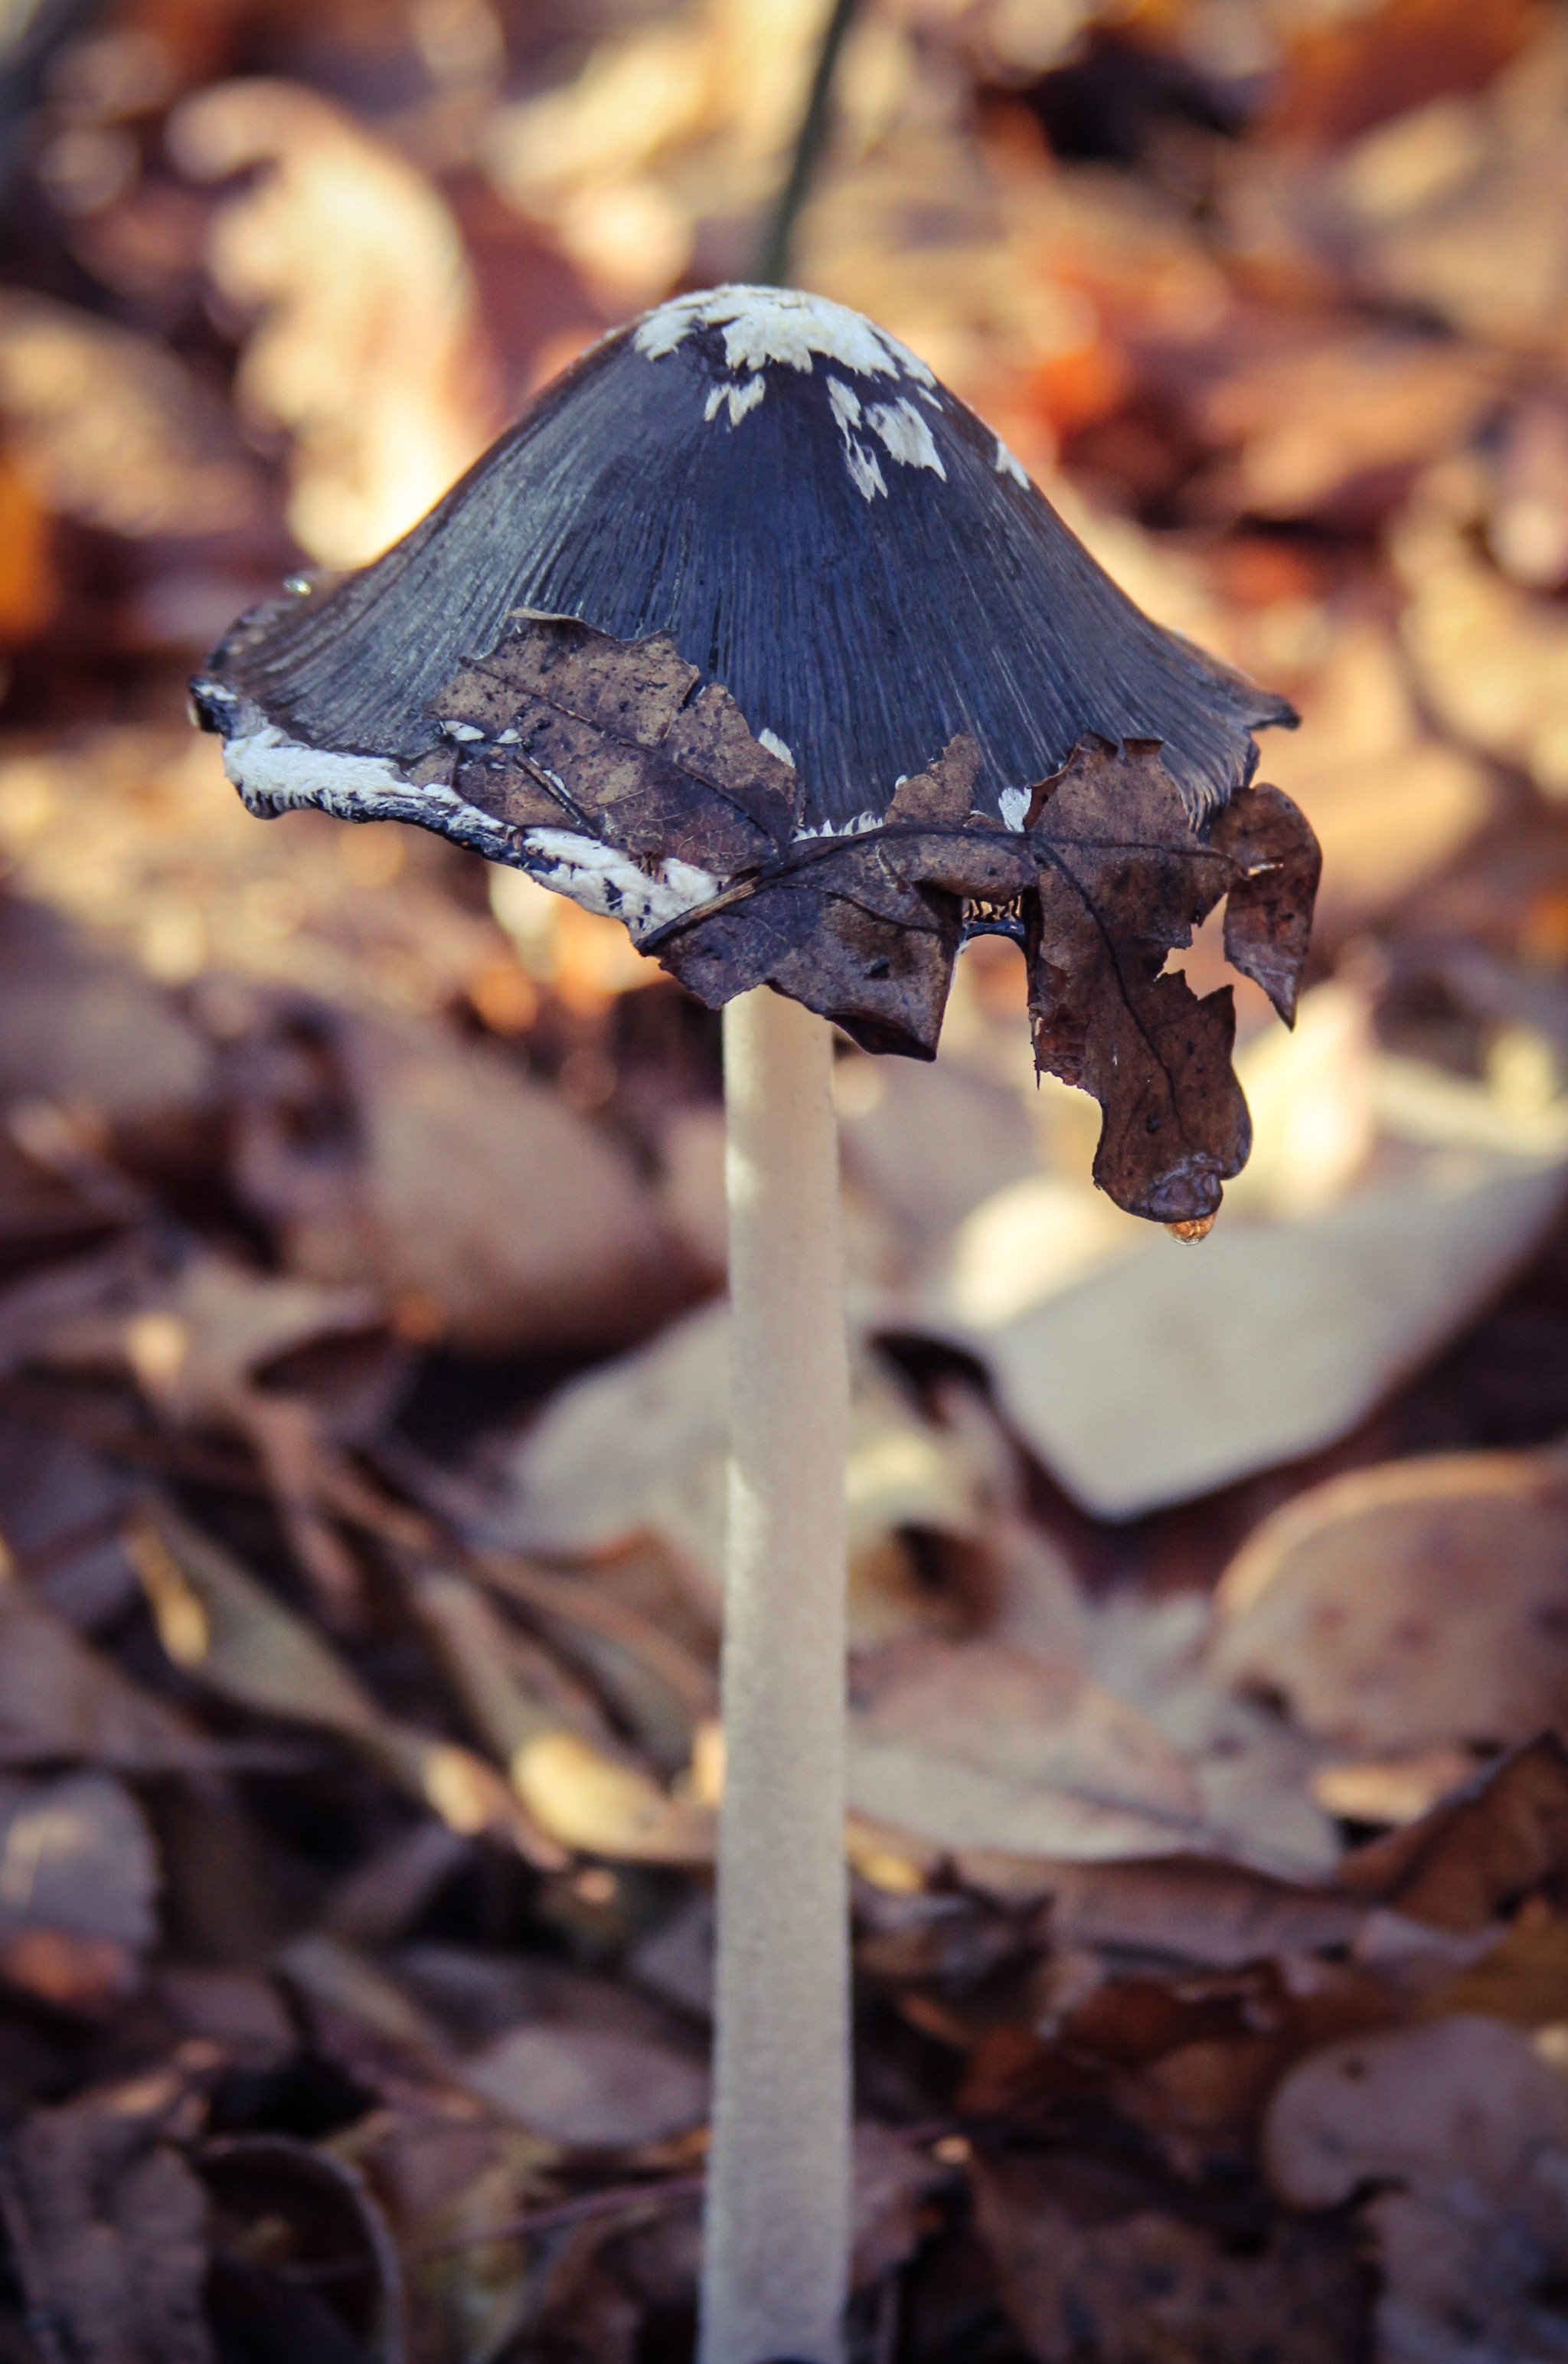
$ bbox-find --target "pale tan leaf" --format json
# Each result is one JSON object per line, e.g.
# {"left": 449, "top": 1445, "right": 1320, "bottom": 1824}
{"left": 462, "top": 2023, "right": 708, "bottom": 2150}
{"left": 1213, "top": 1450, "right": 1568, "bottom": 1752}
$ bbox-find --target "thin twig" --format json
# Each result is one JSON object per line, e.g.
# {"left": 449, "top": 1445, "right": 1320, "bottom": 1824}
{"left": 416, "top": 2170, "right": 707, "bottom": 2258}
{"left": 753, "top": 0, "right": 865, "bottom": 286}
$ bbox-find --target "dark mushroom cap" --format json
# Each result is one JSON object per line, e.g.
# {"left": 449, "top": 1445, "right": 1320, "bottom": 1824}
{"left": 194, "top": 284, "right": 1319, "bottom": 1226}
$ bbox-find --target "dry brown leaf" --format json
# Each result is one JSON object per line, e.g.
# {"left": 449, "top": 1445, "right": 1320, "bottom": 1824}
{"left": 1420, "top": 1908, "right": 1568, "bottom": 2029}
{"left": 1338, "top": 1735, "right": 1568, "bottom": 1932}
{"left": 0, "top": 1584, "right": 209, "bottom": 1771}
{"left": 413, "top": 1569, "right": 714, "bottom": 1865}
{"left": 1311, "top": 1744, "right": 1481, "bottom": 1829}
{"left": 0, "top": 290, "right": 259, "bottom": 539}
{"left": 2, "top": 2062, "right": 213, "bottom": 2364}
{"left": 1258, "top": 622, "right": 1493, "bottom": 930}
{"left": 237, "top": 1010, "right": 678, "bottom": 1356}
{"left": 462, "top": 2022, "right": 709, "bottom": 2151}
{"left": 0, "top": 1773, "right": 158, "bottom": 1990}
{"left": 1198, "top": 330, "right": 1504, "bottom": 522}
{"left": 201, "top": 2132, "right": 405, "bottom": 2364}
{"left": 489, "top": 1300, "right": 1004, "bottom": 1646}
{"left": 0, "top": 895, "right": 214, "bottom": 1129}
{"left": 171, "top": 79, "right": 496, "bottom": 567}
{"left": 1334, "top": 28, "right": 1568, "bottom": 352}
{"left": 961, "top": 1854, "right": 1365, "bottom": 1970}
{"left": 1395, "top": 458, "right": 1568, "bottom": 801}
{"left": 1267, "top": 2016, "right": 1568, "bottom": 2364}
{"left": 1212, "top": 1450, "right": 1568, "bottom": 1754}
{"left": 934, "top": 1107, "right": 1568, "bottom": 1518}
{"left": 846, "top": 1638, "right": 1212, "bottom": 1864}
{"left": 127, "top": 1500, "right": 566, "bottom": 1869}
{"left": 971, "top": 2149, "right": 1370, "bottom": 2364}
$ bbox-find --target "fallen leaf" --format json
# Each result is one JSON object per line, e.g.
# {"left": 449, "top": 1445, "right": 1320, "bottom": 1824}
{"left": 1267, "top": 2015, "right": 1568, "bottom": 2364}
{"left": 846, "top": 1638, "right": 1214, "bottom": 1863}
{"left": 201, "top": 2133, "right": 405, "bottom": 2364}
{"left": 0, "top": 895, "right": 214, "bottom": 1129}
{"left": 236, "top": 1009, "right": 680, "bottom": 1356}
{"left": 127, "top": 1499, "right": 567, "bottom": 1869}
{"left": 488, "top": 1300, "right": 1004, "bottom": 1646}
{"left": 1, "top": 2062, "right": 213, "bottom": 2364}
{"left": 1257, "top": 622, "right": 1494, "bottom": 930}
{"left": 0, "top": 1584, "right": 210, "bottom": 1771}
{"left": 1420, "top": 1908, "right": 1568, "bottom": 2029}
{"left": 1338, "top": 1735, "right": 1568, "bottom": 1931}
{"left": 971, "top": 2148, "right": 1371, "bottom": 2364}
{"left": 0, "top": 290, "right": 259, "bottom": 538}
{"left": 171, "top": 78, "right": 496, "bottom": 566}
{"left": 959, "top": 1854, "right": 1364, "bottom": 1970}
{"left": 413, "top": 1568, "right": 715, "bottom": 1864}
{"left": 1395, "top": 456, "right": 1568, "bottom": 801}
{"left": 0, "top": 1772, "right": 158, "bottom": 1994}
{"left": 929, "top": 1104, "right": 1568, "bottom": 1517}
{"left": 1211, "top": 1449, "right": 1568, "bottom": 1753}
{"left": 462, "top": 2022, "right": 708, "bottom": 2151}
{"left": 1311, "top": 1744, "right": 1481, "bottom": 1829}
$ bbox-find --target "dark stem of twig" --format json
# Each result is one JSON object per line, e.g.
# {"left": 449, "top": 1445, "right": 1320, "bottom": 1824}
{"left": 753, "top": 0, "right": 864, "bottom": 286}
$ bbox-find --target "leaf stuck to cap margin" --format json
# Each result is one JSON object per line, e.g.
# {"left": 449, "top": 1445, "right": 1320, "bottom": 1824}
{"left": 428, "top": 620, "right": 1321, "bottom": 1225}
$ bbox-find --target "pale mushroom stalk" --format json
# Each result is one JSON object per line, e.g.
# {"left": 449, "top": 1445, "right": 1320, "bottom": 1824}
{"left": 701, "top": 986, "right": 851, "bottom": 2364}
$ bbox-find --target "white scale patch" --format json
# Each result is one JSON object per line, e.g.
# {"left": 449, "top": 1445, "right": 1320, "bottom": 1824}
{"left": 756, "top": 728, "right": 795, "bottom": 768}
{"left": 222, "top": 725, "right": 722, "bottom": 944}
{"left": 703, "top": 375, "right": 766, "bottom": 427}
{"left": 995, "top": 437, "right": 1031, "bottom": 489}
{"left": 521, "top": 829, "right": 720, "bottom": 936}
{"left": 636, "top": 284, "right": 947, "bottom": 502}
{"left": 997, "top": 786, "right": 1031, "bottom": 830}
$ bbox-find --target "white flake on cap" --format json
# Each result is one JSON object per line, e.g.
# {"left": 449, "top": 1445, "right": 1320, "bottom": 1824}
{"left": 641, "top": 286, "right": 949, "bottom": 496}
{"left": 757, "top": 728, "right": 795, "bottom": 768}
{"left": 998, "top": 786, "right": 1031, "bottom": 830}
{"left": 995, "top": 437, "right": 1031, "bottom": 489}
{"left": 703, "top": 376, "right": 767, "bottom": 427}
{"left": 867, "top": 399, "right": 945, "bottom": 479}
{"left": 521, "top": 828, "right": 720, "bottom": 937}
{"left": 220, "top": 724, "right": 518, "bottom": 857}
{"left": 635, "top": 286, "right": 934, "bottom": 384}
{"left": 220, "top": 725, "right": 724, "bottom": 944}
{"left": 828, "top": 377, "right": 887, "bottom": 502}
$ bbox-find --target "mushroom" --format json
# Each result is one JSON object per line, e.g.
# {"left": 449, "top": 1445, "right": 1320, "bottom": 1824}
{"left": 192, "top": 283, "right": 1319, "bottom": 2364}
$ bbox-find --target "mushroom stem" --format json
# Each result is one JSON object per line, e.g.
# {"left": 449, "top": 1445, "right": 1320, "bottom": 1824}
{"left": 701, "top": 986, "right": 851, "bottom": 2364}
